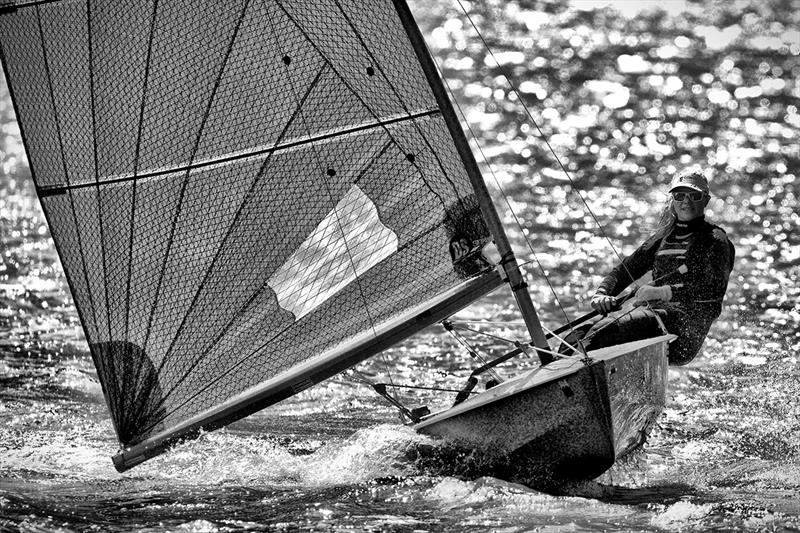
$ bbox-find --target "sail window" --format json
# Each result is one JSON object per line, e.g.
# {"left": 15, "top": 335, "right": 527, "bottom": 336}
{"left": 268, "top": 184, "right": 398, "bottom": 320}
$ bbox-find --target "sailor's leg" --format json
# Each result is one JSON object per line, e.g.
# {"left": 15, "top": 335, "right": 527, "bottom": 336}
{"left": 583, "top": 307, "right": 668, "bottom": 351}
{"left": 660, "top": 310, "right": 711, "bottom": 365}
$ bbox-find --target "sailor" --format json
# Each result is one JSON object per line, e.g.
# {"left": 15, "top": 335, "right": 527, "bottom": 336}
{"left": 578, "top": 169, "right": 735, "bottom": 365}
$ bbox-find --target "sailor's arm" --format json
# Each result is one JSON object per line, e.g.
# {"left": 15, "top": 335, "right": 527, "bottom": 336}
{"left": 590, "top": 234, "right": 661, "bottom": 313}
{"left": 594, "top": 234, "right": 661, "bottom": 297}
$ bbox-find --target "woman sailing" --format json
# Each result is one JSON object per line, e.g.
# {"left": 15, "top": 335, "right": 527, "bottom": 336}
{"left": 571, "top": 169, "right": 735, "bottom": 365}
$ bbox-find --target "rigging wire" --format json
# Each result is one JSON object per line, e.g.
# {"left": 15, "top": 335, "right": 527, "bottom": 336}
{"left": 375, "top": 383, "right": 471, "bottom": 394}
{"left": 426, "top": 22, "right": 577, "bottom": 343}
{"left": 448, "top": 322, "right": 517, "bottom": 345}
{"left": 450, "top": 0, "right": 646, "bottom": 332}
{"left": 443, "top": 320, "right": 503, "bottom": 382}
{"left": 453, "top": 0, "right": 630, "bottom": 267}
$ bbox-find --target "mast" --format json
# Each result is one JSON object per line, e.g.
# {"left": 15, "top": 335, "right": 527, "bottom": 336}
{"left": 391, "top": 0, "right": 552, "bottom": 364}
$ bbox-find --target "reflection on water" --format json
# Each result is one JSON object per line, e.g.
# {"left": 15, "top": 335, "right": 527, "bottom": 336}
{"left": 2, "top": 0, "right": 799, "bottom": 530}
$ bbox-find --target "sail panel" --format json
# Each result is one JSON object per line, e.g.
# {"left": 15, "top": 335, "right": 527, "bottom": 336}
{"left": 91, "top": 0, "right": 155, "bottom": 180}
{"left": 38, "top": 192, "right": 101, "bottom": 342}
{"left": 144, "top": 123, "right": 427, "bottom": 420}
{"left": 38, "top": 0, "right": 95, "bottom": 186}
{"left": 146, "top": 119, "right": 479, "bottom": 430}
{"left": 0, "top": 6, "right": 66, "bottom": 187}
{"left": 268, "top": 184, "right": 400, "bottom": 320}
{"left": 125, "top": 172, "right": 186, "bottom": 349}
{"left": 134, "top": 0, "right": 249, "bottom": 177}
{"left": 1, "top": 0, "right": 500, "bottom": 459}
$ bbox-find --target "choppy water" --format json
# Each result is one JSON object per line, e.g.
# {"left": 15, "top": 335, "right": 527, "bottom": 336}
{"left": 2, "top": 0, "right": 799, "bottom": 531}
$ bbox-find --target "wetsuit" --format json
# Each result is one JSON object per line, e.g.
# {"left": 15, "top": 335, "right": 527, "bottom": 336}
{"left": 584, "top": 215, "right": 734, "bottom": 365}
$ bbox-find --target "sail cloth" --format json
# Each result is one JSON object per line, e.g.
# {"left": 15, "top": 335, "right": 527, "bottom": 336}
{"left": 0, "top": 0, "right": 503, "bottom": 467}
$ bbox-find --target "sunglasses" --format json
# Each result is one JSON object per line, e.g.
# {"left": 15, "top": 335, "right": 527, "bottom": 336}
{"left": 671, "top": 191, "right": 705, "bottom": 202}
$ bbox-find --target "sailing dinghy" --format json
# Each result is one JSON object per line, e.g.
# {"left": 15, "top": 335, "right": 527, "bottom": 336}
{"left": 0, "top": 0, "right": 670, "bottom": 479}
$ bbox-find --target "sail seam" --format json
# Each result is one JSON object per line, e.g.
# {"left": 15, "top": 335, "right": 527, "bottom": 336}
{"left": 33, "top": 108, "right": 441, "bottom": 197}
{"left": 140, "top": 0, "right": 251, "bottom": 363}
{"left": 86, "top": 0, "right": 118, "bottom": 410}
{"left": 124, "top": 0, "right": 161, "bottom": 438}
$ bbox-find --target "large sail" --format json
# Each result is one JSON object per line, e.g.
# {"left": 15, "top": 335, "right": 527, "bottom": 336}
{"left": 0, "top": 0, "right": 509, "bottom": 470}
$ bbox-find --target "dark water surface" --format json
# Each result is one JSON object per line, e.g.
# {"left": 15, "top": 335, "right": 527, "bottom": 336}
{"left": 2, "top": 0, "right": 799, "bottom": 531}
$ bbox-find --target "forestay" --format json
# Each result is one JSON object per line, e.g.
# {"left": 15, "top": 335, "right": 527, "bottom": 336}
{"left": 0, "top": 0, "right": 510, "bottom": 469}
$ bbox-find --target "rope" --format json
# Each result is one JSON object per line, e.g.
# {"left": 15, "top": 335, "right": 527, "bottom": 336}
{"left": 451, "top": 320, "right": 527, "bottom": 325}
{"left": 539, "top": 325, "right": 585, "bottom": 360}
{"left": 579, "top": 301, "right": 648, "bottom": 344}
{"left": 443, "top": 321, "right": 503, "bottom": 382}
{"left": 448, "top": 322, "right": 518, "bottom": 344}
{"left": 376, "top": 383, "right": 469, "bottom": 394}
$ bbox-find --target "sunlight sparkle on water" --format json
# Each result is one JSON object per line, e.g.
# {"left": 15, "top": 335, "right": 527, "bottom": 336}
{"left": 651, "top": 501, "right": 713, "bottom": 528}
{"left": 2, "top": 0, "right": 799, "bottom": 530}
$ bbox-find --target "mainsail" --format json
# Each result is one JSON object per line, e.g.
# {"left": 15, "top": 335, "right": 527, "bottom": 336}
{"left": 0, "top": 0, "right": 541, "bottom": 471}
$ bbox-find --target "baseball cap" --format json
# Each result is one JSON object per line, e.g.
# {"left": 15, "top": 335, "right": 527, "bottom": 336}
{"left": 668, "top": 170, "right": 709, "bottom": 194}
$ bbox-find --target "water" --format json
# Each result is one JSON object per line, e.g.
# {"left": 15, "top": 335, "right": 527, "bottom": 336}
{"left": 2, "top": 0, "right": 799, "bottom": 530}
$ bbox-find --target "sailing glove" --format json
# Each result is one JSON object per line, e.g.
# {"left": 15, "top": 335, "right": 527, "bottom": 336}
{"left": 633, "top": 284, "right": 672, "bottom": 305}
{"left": 591, "top": 293, "right": 618, "bottom": 314}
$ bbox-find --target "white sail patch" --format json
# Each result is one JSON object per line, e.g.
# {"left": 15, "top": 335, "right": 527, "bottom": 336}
{"left": 268, "top": 184, "right": 398, "bottom": 320}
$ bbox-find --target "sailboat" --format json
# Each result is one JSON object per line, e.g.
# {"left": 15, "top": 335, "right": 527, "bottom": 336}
{"left": 0, "top": 0, "right": 670, "bottom": 480}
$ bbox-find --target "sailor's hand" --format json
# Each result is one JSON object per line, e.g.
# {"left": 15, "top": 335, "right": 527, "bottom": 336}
{"left": 591, "top": 293, "right": 618, "bottom": 315}
{"left": 633, "top": 284, "right": 672, "bottom": 305}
